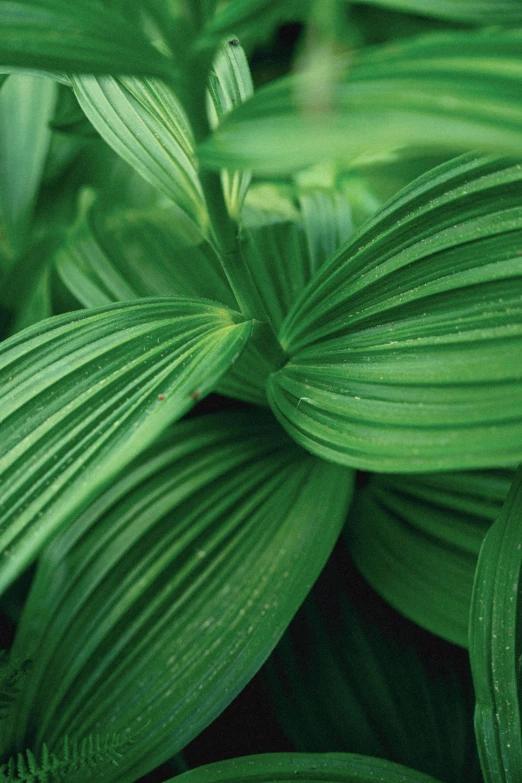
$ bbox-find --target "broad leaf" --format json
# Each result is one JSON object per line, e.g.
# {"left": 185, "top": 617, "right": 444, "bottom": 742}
{"left": 268, "top": 155, "right": 522, "bottom": 472}
{"left": 207, "top": 38, "right": 253, "bottom": 219}
{"left": 5, "top": 412, "right": 354, "bottom": 782}
{"left": 350, "top": 0, "right": 522, "bottom": 24}
{"left": 0, "top": 73, "right": 56, "bottom": 260}
{"left": 56, "top": 191, "right": 235, "bottom": 309}
{"left": 347, "top": 470, "right": 513, "bottom": 647}
{"left": 199, "top": 30, "right": 522, "bottom": 175}
{"left": 0, "top": 298, "right": 251, "bottom": 593}
{"left": 166, "top": 753, "right": 443, "bottom": 783}
{"left": 0, "top": 1, "right": 173, "bottom": 78}
{"left": 470, "top": 465, "right": 522, "bottom": 782}
{"left": 71, "top": 75, "right": 208, "bottom": 232}
{"left": 265, "top": 550, "right": 480, "bottom": 782}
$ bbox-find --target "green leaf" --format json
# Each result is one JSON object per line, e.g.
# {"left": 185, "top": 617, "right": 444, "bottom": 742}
{"left": 268, "top": 154, "right": 522, "bottom": 472}
{"left": 5, "top": 412, "right": 354, "bottom": 782}
{"left": 0, "top": 74, "right": 56, "bottom": 259}
{"left": 0, "top": 298, "right": 251, "bottom": 593}
{"left": 265, "top": 550, "right": 480, "bottom": 782}
{"left": 469, "top": 465, "right": 522, "bottom": 782}
{"left": 347, "top": 469, "right": 513, "bottom": 647}
{"left": 350, "top": 0, "right": 522, "bottom": 24}
{"left": 208, "top": 38, "right": 254, "bottom": 219}
{"left": 199, "top": 30, "right": 522, "bottom": 175}
{"left": 71, "top": 75, "right": 208, "bottom": 232}
{"left": 56, "top": 190, "right": 235, "bottom": 309}
{"left": 165, "top": 753, "right": 444, "bottom": 783}
{"left": 200, "top": 0, "right": 310, "bottom": 50}
{"left": 0, "top": 1, "right": 174, "bottom": 78}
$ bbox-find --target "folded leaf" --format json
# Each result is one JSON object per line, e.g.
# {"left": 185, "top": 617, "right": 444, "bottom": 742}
{"left": 71, "top": 75, "right": 208, "bottom": 232}
{"left": 268, "top": 155, "right": 522, "bottom": 471}
{"left": 199, "top": 30, "right": 522, "bottom": 174}
{"left": 6, "top": 412, "right": 354, "bottom": 782}
{"left": 0, "top": 1, "right": 173, "bottom": 77}
{"left": 347, "top": 470, "right": 513, "bottom": 646}
{"left": 350, "top": 0, "right": 522, "bottom": 24}
{"left": 265, "top": 550, "right": 480, "bottom": 782}
{"left": 469, "top": 465, "right": 522, "bottom": 782}
{"left": 165, "top": 753, "right": 443, "bottom": 783}
{"left": 0, "top": 298, "right": 251, "bottom": 593}
{"left": 0, "top": 73, "right": 56, "bottom": 259}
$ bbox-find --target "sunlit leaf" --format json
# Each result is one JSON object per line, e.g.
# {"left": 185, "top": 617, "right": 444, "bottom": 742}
{"left": 0, "top": 1, "right": 173, "bottom": 77}
{"left": 268, "top": 155, "right": 522, "bottom": 472}
{"left": 469, "top": 465, "right": 522, "bottom": 782}
{"left": 5, "top": 412, "right": 354, "bottom": 782}
{"left": 71, "top": 75, "right": 208, "bottom": 232}
{"left": 347, "top": 469, "right": 514, "bottom": 646}
{"left": 0, "top": 298, "right": 251, "bottom": 592}
{"left": 166, "top": 753, "right": 444, "bottom": 783}
{"left": 199, "top": 30, "right": 522, "bottom": 175}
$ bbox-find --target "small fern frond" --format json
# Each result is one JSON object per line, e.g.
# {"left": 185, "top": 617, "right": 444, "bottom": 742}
{"left": 0, "top": 656, "right": 32, "bottom": 722}
{"left": 0, "top": 728, "right": 141, "bottom": 782}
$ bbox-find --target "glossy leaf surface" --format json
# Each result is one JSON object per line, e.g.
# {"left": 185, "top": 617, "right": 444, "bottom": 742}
{"left": 71, "top": 75, "right": 208, "bottom": 232}
{"left": 470, "top": 465, "right": 522, "bottom": 782}
{"left": 199, "top": 30, "right": 522, "bottom": 175}
{"left": 6, "top": 413, "right": 354, "bottom": 782}
{"left": 0, "top": 1, "right": 173, "bottom": 77}
{"left": 0, "top": 299, "right": 251, "bottom": 593}
{"left": 268, "top": 155, "right": 522, "bottom": 472}
{"left": 347, "top": 470, "right": 513, "bottom": 647}
{"left": 167, "top": 753, "right": 443, "bottom": 783}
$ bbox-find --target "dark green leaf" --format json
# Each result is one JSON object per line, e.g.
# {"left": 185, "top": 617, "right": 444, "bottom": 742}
{"left": 199, "top": 30, "right": 522, "bottom": 175}
{"left": 71, "top": 75, "right": 208, "bottom": 232}
{"left": 347, "top": 469, "right": 513, "bottom": 646}
{"left": 0, "top": 1, "right": 173, "bottom": 77}
{"left": 0, "top": 298, "right": 251, "bottom": 592}
{"left": 350, "top": 0, "right": 522, "bottom": 24}
{"left": 5, "top": 412, "right": 354, "bottom": 782}
{"left": 165, "top": 753, "right": 444, "bottom": 783}
{"left": 268, "top": 155, "right": 522, "bottom": 472}
{"left": 200, "top": 0, "right": 310, "bottom": 50}
{"left": 470, "top": 465, "right": 522, "bottom": 781}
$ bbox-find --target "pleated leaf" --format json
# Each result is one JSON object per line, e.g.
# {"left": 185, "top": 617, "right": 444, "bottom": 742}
{"left": 351, "top": 0, "right": 522, "bottom": 24}
{"left": 199, "top": 30, "right": 522, "bottom": 175}
{"left": 5, "top": 412, "right": 354, "bottom": 783}
{"left": 71, "top": 75, "right": 208, "bottom": 232}
{"left": 166, "top": 754, "right": 443, "bottom": 783}
{"left": 56, "top": 193, "right": 235, "bottom": 309}
{"left": 0, "top": 1, "right": 173, "bottom": 78}
{"left": 0, "top": 73, "right": 56, "bottom": 260}
{"left": 0, "top": 298, "right": 251, "bottom": 593}
{"left": 264, "top": 550, "right": 480, "bottom": 782}
{"left": 346, "top": 469, "right": 514, "bottom": 647}
{"left": 469, "top": 465, "right": 522, "bottom": 782}
{"left": 207, "top": 38, "right": 253, "bottom": 219}
{"left": 268, "top": 154, "right": 522, "bottom": 472}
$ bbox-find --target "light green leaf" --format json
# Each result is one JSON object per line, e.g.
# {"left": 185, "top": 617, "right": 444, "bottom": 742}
{"left": 199, "top": 30, "right": 522, "bottom": 175}
{"left": 207, "top": 38, "right": 254, "bottom": 219}
{"left": 0, "top": 298, "right": 251, "bottom": 593}
{"left": 470, "top": 465, "right": 522, "bottom": 782}
{"left": 268, "top": 155, "right": 522, "bottom": 472}
{"left": 71, "top": 75, "right": 208, "bottom": 232}
{"left": 265, "top": 549, "right": 480, "bottom": 782}
{"left": 56, "top": 190, "right": 235, "bottom": 309}
{"left": 350, "top": 0, "right": 522, "bottom": 24}
{"left": 0, "top": 73, "right": 56, "bottom": 259}
{"left": 347, "top": 469, "right": 513, "bottom": 646}
{"left": 6, "top": 412, "right": 354, "bottom": 782}
{"left": 165, "top": 753, "right": 443, "bottom": 783}
{"left": 0, "top": 1, "right": 173, "bottom": 77}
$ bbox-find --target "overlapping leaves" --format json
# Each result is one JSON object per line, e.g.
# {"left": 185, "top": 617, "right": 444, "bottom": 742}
{"left": 4, "top": 412, "right": 354, "bottom": 783}
{"left": 0, "top": 298, "right": 250, "bottom": 593}
{"left": 268, "top": 154, "right": 522, "bottom": 471}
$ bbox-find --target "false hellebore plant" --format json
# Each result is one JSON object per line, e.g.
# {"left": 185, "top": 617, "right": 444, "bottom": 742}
{"left": 2, "top": 1, "right": 522, "bottom": 782}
